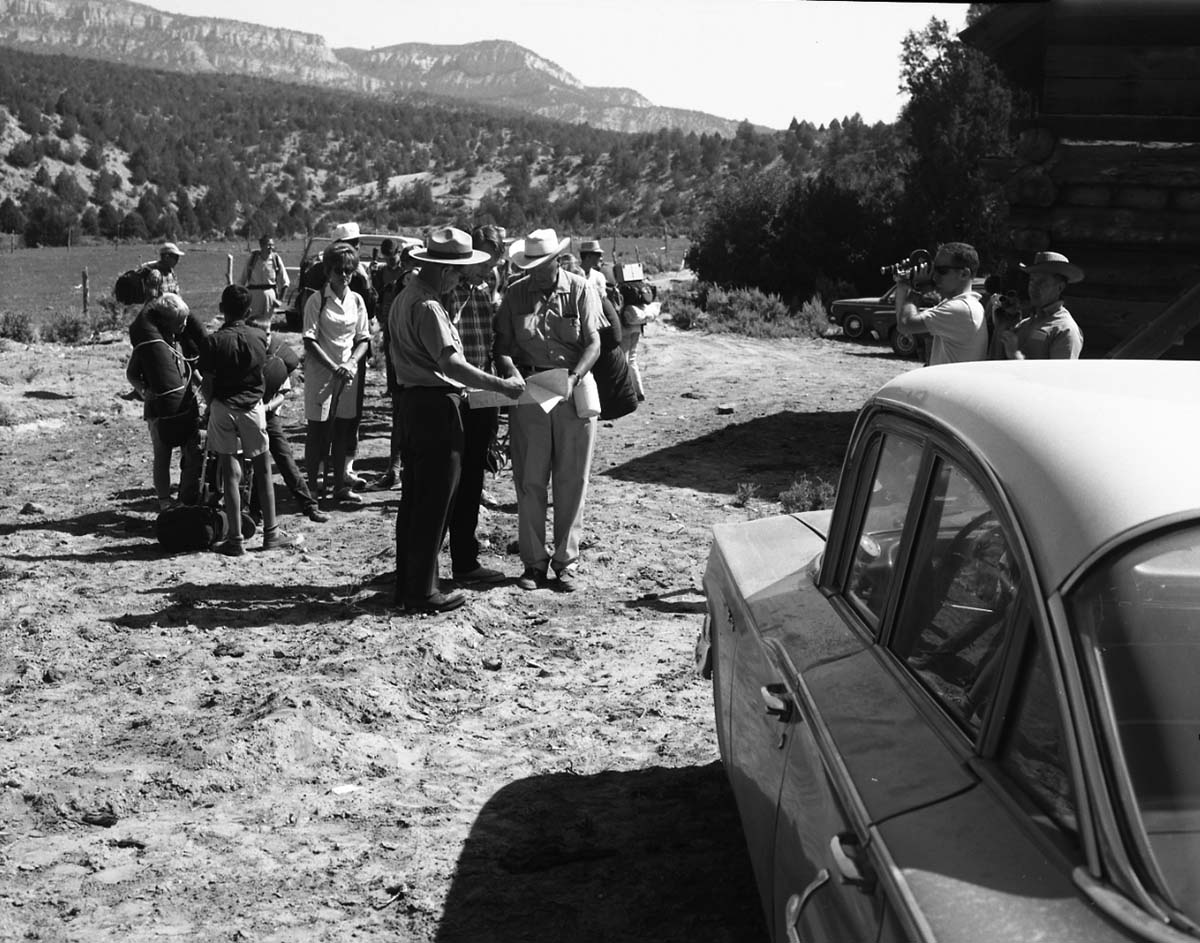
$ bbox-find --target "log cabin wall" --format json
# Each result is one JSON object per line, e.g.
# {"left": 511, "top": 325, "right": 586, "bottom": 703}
{"left": 962, "top": 0, "right": 1200, "bottom": 357}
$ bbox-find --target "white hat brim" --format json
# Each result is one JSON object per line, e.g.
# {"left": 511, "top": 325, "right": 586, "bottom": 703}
{"left": 1020, "top": 261, "right": 1084, "bottom": 284}
{"left": 408, "top": 246, "right": 491, "bottom": 266}
{"left": 509, "top": 236, "right": 571, "bottom": 270}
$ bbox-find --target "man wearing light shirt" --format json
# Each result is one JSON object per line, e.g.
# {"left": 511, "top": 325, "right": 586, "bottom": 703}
{"left": 895, "top": 242, "right": 987, "bottom": 366}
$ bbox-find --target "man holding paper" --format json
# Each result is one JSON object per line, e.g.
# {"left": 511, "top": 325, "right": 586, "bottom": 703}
{"left": 494, "top": 228, "right": 602, "bottom": 592}
{"left": 388, "top": 227, "right": 525, "bottom": 614}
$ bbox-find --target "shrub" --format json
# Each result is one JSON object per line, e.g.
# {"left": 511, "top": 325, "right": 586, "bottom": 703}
{"left": 733, "top": 482, "right": 758, "bottom": 508}
{"left": 796, "top": 295, "right": 830, "bottom": 340}
{"left": 665, "top": 298, "right": 706, "bottom": 330}
{"left": 0, "top": 402, "right": 15, "bottom": 427}
{"left": 90, "top": 298, "right": 128, "bottom": 334}
{"left": 0, "top": 311, "right": 36, "bottom": 344}
{"left": 779, "top": 474, "right": 837, "bottom": 513}
{"left": 41, "top": 311, "right": 92, "bottom": 344}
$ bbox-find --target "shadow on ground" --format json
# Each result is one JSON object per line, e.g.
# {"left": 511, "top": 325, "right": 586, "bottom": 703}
{"left": 603, "top": 409, "right": 856, "bottom": 497}
{"left": 435, "top": 762, "right": 765, "bottom": 943}
{"left": 107, "top": 580, "right": 369, "bottom": 631}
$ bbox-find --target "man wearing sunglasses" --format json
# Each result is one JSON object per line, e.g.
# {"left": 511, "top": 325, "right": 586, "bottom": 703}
{"left": 894, "top": 242, "right": 987, "bottom": 366}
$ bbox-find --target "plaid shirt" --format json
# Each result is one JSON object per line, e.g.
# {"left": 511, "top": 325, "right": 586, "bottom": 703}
{"left": 447, "top": 279, "right": 495, "bottom": 372}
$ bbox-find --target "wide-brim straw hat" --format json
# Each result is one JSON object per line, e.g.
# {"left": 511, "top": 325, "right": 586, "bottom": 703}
{"left": 509, "top": 228, "right": 571, "bottom": 270}
{"left": 1020, "top": 250, "right": 1084, "bottom": 284}
{"left": 331, "top": 221, "right": 361, "bottom": 242}
{"left": 408, "top": 227, "right": 491, "bottom": 266}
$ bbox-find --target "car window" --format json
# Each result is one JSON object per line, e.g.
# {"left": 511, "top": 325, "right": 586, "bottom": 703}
{"left": 1068, "top": 524, "right": 1200, "bottom": 922}
{"left": 844, "top": 434, "right": 923, "bottom": 628}
{"left": 998, "top": 626, "right": 1078, "bottom": 837}
{"left": 888, "top": 456, "right": 1022, "bottom": 736}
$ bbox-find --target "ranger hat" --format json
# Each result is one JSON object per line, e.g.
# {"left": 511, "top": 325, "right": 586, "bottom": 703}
{"left": 330, "top": 221, "right": 361, "bottom": 242}
{"left": 1020, "top": 251, "right": 1084, "bottom": 284}
{"left": 409, "top": 227, "right": 491, "bottom": 266}
{"left": 579, "top": 238, "right": 604, "bottom": 256}
{"left": 509, "top": 228, "right": 571, "bottom": 270}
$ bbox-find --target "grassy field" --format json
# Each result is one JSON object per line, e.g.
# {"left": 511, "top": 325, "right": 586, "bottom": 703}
{"left": 0, "top": 233, "right": 691, "bottom": 334}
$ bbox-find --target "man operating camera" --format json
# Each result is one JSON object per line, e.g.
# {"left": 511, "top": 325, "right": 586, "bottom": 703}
{"left": 894, "top": 242, "right": 987, "bottom": 366}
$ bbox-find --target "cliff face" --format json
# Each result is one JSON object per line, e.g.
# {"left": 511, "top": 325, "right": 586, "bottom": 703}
{"left": 0, "top": 0, "right": 750, "bottom": 134}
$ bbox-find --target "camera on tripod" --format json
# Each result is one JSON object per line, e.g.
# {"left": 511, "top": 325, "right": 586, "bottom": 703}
{"left": 880, "top": 249, "right": 932, "bottom": 280}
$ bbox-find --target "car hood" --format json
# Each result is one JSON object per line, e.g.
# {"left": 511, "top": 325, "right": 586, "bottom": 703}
{"left": 831, "top": 296, "right": 884, "bottom": 308}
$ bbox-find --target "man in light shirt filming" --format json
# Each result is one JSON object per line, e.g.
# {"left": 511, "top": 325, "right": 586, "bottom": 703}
{"left": 894, "top": 242, "right": 987, "bottom": 366}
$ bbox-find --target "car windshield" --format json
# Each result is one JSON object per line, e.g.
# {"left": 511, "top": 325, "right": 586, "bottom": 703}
{"left": 1068, "top": 523, "right": 1200, "bottom": 922}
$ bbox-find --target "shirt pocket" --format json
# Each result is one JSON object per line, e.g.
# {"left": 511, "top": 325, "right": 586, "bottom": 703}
{"left": 548, "top": 308, "right": 580, "bottom": 344}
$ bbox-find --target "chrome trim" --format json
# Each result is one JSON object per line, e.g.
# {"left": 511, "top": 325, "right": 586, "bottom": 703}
{"left": 1073, "top": 867, "right": 1197, "bottom": 943}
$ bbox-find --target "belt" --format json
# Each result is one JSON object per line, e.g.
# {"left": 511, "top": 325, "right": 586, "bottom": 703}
{"left": 514, "top": 363, "right": 555, "bottom": 374}
{"left": 399, "top": 385, "right": 462, "bottom": 396}
{"left": 248, "top": 284, "right": 275, "bottom": 290}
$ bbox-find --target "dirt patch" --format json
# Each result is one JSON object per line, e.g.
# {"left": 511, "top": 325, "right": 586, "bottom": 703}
{"left": 0, "top": 326, "right": 908, "bottom": 941}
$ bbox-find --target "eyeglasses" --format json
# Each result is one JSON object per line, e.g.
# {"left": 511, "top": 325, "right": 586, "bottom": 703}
{"left": 933, "top": 265, "right": 959, "bottom": 276}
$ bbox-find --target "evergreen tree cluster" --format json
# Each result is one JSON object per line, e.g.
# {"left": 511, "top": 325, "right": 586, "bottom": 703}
{"left": 686, "top": 11, "right": 1020, "bottom": 303}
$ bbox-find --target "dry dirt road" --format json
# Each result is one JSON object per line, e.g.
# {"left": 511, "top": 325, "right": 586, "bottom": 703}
{"left": 0, "top": 323, "right": 909, "bottom": 942}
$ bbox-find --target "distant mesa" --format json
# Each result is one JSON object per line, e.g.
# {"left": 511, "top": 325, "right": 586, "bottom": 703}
{"left": 0, "top": 0, "right": 761, "bottom": 135}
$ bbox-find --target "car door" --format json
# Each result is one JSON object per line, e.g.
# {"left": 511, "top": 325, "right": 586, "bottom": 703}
{"left": 765, "top": 430, "right": 976, "bottom": 943}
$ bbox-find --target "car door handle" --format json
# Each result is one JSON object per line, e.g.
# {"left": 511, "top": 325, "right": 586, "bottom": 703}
{"left": 785, "top": 868, "right": 830, "bottom": 943}
{"left": 830, "top": 832, "right": 876, "bottom": 893}
{"left": 760, "top": 683, "right": 793, "bottom": 722}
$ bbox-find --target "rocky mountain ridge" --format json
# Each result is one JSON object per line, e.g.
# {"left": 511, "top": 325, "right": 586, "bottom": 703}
{"left": 0, "top": 0, "right": 751, "bottom": 135}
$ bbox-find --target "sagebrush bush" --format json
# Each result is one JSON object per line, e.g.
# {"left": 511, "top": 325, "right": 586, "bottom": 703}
{"left": 0, "top": 311, "right": 36, "bottom": 344}
{"left": 666, "top": 281, "right": 831, "bottom": 339}
{"left": 779, "top": 474, "right": 837, "bottom": 513}
{"left": 91, "top": 298, "right": 128, "bottom": 334}
{"left": 41, "top": 311, "right": 92, "bottom": 344}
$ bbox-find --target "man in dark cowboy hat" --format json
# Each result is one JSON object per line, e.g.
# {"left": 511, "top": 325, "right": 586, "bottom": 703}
{"left": 999, "top": 250, "right": 1085, "bottom": 359}
{"left": 494, "top": 227, "right": 602, "bottom": 593}
{"left": 388, "top": 227, "right": 525, "bottom": 614}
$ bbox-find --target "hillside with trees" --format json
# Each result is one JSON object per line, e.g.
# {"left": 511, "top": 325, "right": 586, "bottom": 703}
{"left": 0, "top": 49, "right": 826, "bottom": 249}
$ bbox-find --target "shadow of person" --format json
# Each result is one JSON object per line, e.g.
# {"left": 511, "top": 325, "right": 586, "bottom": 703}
{"left": 435, "top": 762, "right": 765, "bottom": 943}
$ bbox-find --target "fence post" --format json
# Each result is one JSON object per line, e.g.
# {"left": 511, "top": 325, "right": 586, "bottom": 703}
{"left": 82, "top": 268, "right": 89, "bottom": 315}
{"left": 226, "top": 254, "right": 234, "bottom": 286}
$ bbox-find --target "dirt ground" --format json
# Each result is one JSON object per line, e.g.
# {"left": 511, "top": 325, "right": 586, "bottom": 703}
{"left": 0, "top": 318, "right": 909, "bottom": 943}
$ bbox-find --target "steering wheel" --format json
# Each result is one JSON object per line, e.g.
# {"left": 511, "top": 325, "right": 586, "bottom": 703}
{"left": 939, "top": 511, "right": 1016, "bottom": 608}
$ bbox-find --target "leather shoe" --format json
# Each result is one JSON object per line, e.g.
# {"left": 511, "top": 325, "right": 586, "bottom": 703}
{"left": 369, "top": 471, "right": 399, "bottom": 491}
{"left": 516, "top": 567, "right": 546, "bottom": 591}
{"left": 402, "top": 591, "right": 465, "bottom": 614}
{"left": 454, "top": 565, "right": 505, "bottom": 584}
{"left": 554, "top": 568, "right": 580, "bottom": 593}
{"left": 305, "top": 506, "right": 330, "bottom": 523}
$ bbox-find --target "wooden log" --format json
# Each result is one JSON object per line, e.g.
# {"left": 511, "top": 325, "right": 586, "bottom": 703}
{"left": 1033, "top": 113, "right": 1200, "bottom": 144}
{"left": 1045, "top": 141, "right": 1200, "bottom": 189}
{"left": 82, "top": 268, "right": 88, "bottom": 315}
{"left": 1010, "top": 204, "right": 1200, "bottom": 247}
{"left": 1004, "top": 166, "right": 1057, "bottom": 207}
{"left": 1059, "top": 184, "right": 1112, "bottom": 207}
{"left": 1015, "top": 126, "right": 1057, "bottom": 164}
{"left": 1044, "top": 44, "right": 1200, "bottom": 82}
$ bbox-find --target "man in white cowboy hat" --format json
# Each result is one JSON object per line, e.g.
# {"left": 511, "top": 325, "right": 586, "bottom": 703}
{"left": 895, "top": 241, "right": 987, "bottom": 366}
{"left": 388, "top": 226, "right": 525, "bottom": 614}
{"left": 999, "top": 250, "right": 1084, "bottom": 360}
{"left": 495, "top": 227, "right": 603, "bottom": 592}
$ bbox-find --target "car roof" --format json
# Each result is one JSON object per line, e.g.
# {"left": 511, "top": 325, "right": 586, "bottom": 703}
{"left": 870, "top": 360, "right": 1200, "bottom": 590}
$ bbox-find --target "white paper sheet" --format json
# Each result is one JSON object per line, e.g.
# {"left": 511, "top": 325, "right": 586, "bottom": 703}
{"left": 466, "top": 368, "right": 570, "bottom": 413}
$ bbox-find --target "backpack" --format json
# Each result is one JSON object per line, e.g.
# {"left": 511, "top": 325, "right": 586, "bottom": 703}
{"left": 114, "top": 268, "right": 151, "bottom": 305}
{"left": 154, "top": 440, "right": 256, "bottom": 552}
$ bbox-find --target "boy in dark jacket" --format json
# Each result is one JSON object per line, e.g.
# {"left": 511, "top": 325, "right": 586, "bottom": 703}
{"left": 182, "top": 285, "right": 301, "bottom": 555}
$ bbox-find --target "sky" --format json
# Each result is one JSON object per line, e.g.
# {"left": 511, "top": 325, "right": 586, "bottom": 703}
{"left": 142, "top": 0, "right": 971, "bottom": 130}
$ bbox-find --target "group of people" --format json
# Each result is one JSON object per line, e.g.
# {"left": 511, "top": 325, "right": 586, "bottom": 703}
{"left": 894, "top": 244, "right": 1085, "bottom": 365}
{"left": 125, "top": 223, "right": 655, "bottom": 613}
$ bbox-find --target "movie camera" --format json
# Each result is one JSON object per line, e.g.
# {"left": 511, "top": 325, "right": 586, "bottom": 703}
{"left": 880, "top": 249, "right": 932, "bottom": 280}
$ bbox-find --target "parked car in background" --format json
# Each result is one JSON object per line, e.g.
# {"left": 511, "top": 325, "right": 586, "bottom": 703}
{"left": 829, "top": 279, "right": 986, "bottom": 358}
{"left": 279, "top": 232, "right": 421, "bottom": 331}
{"left": 699, "top": 361, "right": 1200, "bottom": 943}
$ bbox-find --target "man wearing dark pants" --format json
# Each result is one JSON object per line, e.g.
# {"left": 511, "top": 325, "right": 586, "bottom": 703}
{"left": 444, "top": 226, "right": 507, "bottom": 582}
{"left": 388, "top": 227, "right": 524, "bottom": 614}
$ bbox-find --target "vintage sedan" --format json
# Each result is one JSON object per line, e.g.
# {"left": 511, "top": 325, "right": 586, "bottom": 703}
{"left": 700, "top": 361, "right": 1200, "bottom": 943}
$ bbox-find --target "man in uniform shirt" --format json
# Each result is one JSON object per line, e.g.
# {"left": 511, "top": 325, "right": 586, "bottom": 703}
{"left": 389, "top": 227, "right": 524, "bottom": 614}
{"left": 894, "top": 241, "right": 987, "bottom": 366}
{"left": 1000, "top": 251, "right": 1085, "bottom": 359}
{"left": 494, "top": 228, "right": 602, "bottom": 592}
{"left": 146, "top": 242, "right": 185, "bottom": 297}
